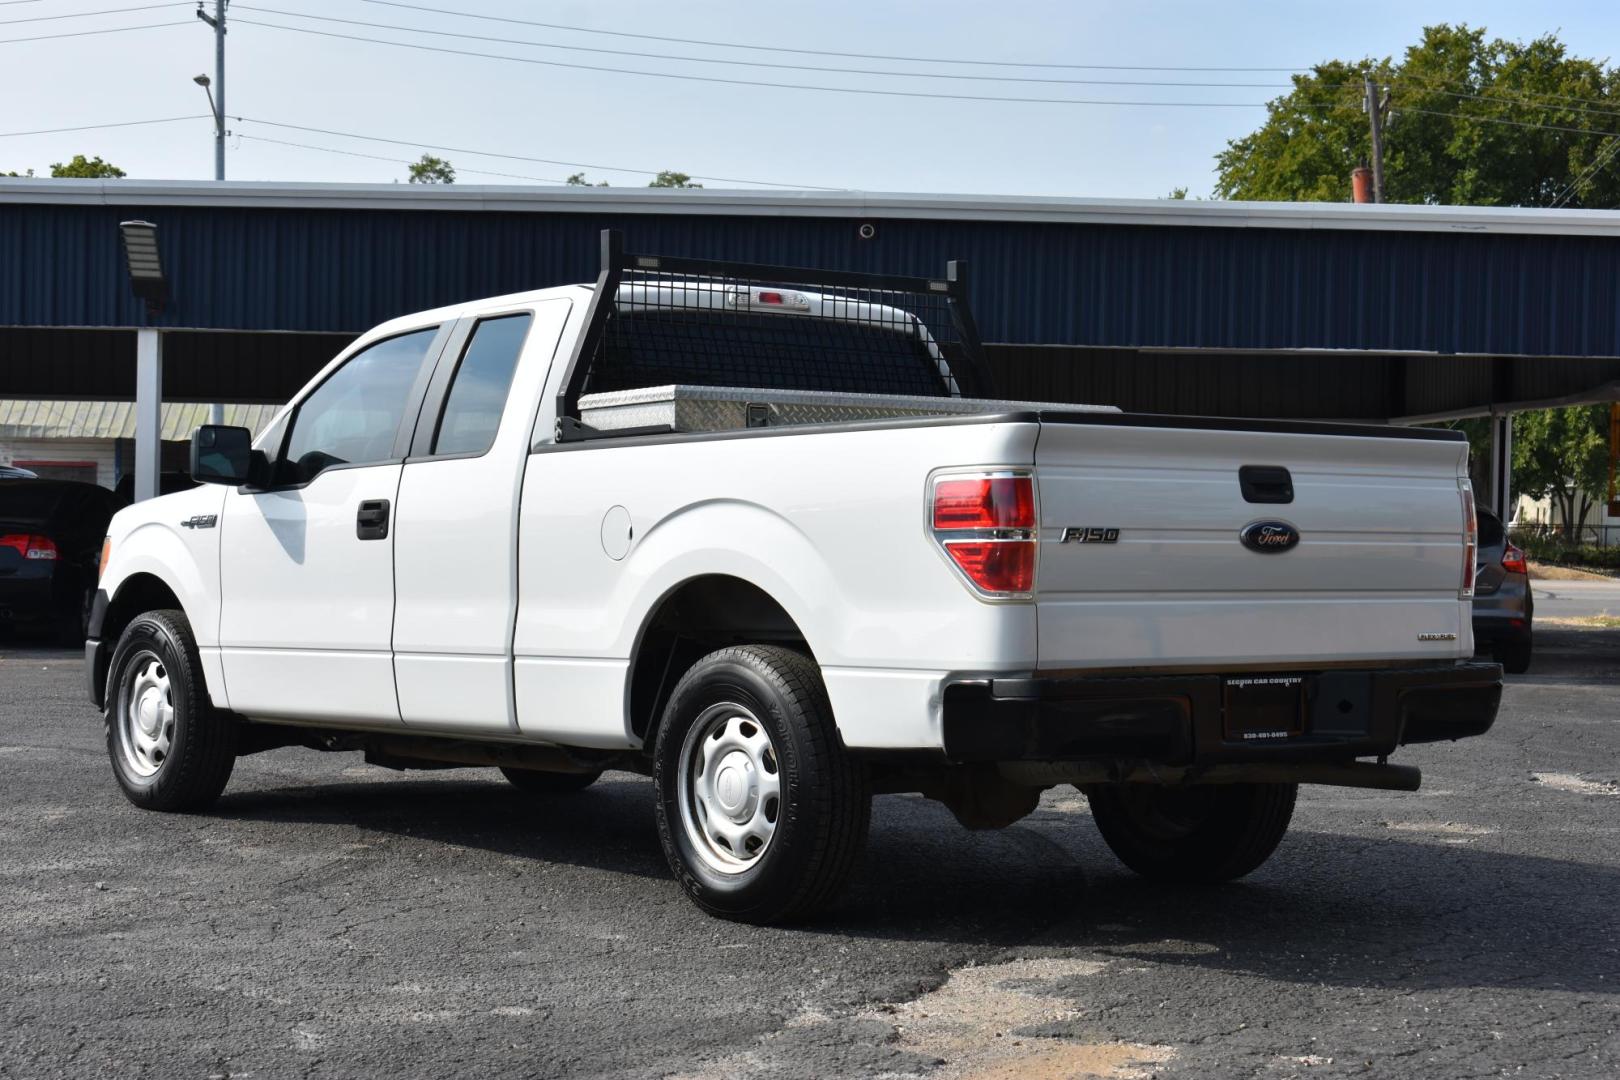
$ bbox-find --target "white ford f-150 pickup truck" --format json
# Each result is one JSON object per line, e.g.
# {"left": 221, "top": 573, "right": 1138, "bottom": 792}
{"left": 87, "top": 232, "right": 1501, "bottom": 923}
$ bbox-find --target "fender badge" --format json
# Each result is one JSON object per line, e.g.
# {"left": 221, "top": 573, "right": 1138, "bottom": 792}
{"left": 180, "top": 514, "right": 218, "bottom": 530}
{"left": 1416, "top": 632, "right": 1457, "bottom": 641}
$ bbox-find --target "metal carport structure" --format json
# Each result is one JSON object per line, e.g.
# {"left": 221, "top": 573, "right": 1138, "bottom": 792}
{"left": 2, "top": 180, "right": 1618, "bottom": 508}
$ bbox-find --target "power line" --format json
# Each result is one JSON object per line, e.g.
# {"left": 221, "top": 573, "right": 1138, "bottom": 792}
{"left": 1393, "top": 104, "right": 1620, "bottom": 140}
{"left": 234, "top": 133, "right": 569, "bottom": 183}
{"left": 1552, "top": 137, "right": 1620, "bottom": 208}
{"left": 0, "top": 114, "right": 209, "bottom": 138}
{"left": 235, "top": 116, "right": 840, "bottom": 189}
{"left": 0, "top": 19, "right": 190, "bottom": 44}
{"left": 0, "top": 2, "right": 186, "bottom": 27}
{"left": 1388, "top": 72, "right": 1620, "bottom": 114}
{"left": 230, "top": 5, "right": 1295, "bottom": 89}
{"left": 232, "top": 19, "right": 1279, "bottom": 107}
{"left": 357, "top": 0, "right": 1310, "bottom": 72}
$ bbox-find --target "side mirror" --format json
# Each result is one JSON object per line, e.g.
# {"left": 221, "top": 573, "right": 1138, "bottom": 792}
{"left": 190, "top": 425, "right": 260, "bottom": 486}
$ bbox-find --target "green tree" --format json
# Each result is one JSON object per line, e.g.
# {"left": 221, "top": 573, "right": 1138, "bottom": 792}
{"left": 648, "top": 170, "right": 701, "bottom": 189}
{"left": 2, "top": 169, "right": 36, "bottom": 177}
{"left": 1512, "top": 406, "right": 1611, "bottom": 538}
{"left": 565, "top": 171, "right": 609, "bottom": 187}
{"left": 48, "top": 155, "right": 125, "bottom": 178}
{"left": 1215, "top": 25, "right": 1620, "bottom": 208}
{"left": 407, "top": 154, "right": 455, "bottom": 184}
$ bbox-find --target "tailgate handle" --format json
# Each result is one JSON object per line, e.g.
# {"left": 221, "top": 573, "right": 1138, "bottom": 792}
{"left": 1239, "top": 465, "right": 1293, "bottom": 504}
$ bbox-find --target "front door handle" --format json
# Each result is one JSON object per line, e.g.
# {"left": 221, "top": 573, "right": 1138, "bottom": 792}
{"left": 356, "top": 499, "right": 391, "bottom": 540}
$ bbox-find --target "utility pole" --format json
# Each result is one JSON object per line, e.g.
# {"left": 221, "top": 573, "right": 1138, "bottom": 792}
{"left": 197, "top": 1, "right": 227, "bottom": 427}
{"left": 1363, "top": 74, "right": 1390, "bottom": 203}
{"left": 197, "top": 1, "right": 227, "bottom": 182}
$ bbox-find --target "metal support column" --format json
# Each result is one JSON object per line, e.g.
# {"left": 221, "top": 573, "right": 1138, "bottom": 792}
{"left": 135, "top": 329, "right": 163, "bottom": 502}
{"left": 1488, "top": 410, "right": 1513, "bottom": 523}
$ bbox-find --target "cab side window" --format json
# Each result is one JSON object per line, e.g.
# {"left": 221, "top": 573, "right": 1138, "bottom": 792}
{"left": 281, "top": 327, "right": 438, "bottom": 483}
{"left": 431, "top": 314, "right": 533, "bottom": 457}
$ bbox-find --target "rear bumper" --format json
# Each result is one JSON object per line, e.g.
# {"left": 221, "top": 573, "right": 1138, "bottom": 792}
{"left": 941, "top": 662, "right": 1502, "bottom": 765}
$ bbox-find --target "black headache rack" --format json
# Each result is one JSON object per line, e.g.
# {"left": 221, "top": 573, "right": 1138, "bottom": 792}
{"left": 552, "top": 229, "right": 996, "bottom": 442}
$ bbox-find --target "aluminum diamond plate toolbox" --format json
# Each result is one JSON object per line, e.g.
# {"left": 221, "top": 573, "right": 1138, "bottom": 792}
{"left": 578, "top": 384, "right": 1117, "bottom": 433}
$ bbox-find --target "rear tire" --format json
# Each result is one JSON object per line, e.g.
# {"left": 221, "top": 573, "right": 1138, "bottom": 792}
{"left": 105, "top": 609, "right": 235, "bottom": 811}
{"left": 1086, "top": 782, "right": 1296, "bottom": 883}
{"left": 653, "top": 645, "right": 870, "bottom": 924}
{"left": 499, "top": 766, "right": 601, "bottom": 793}
{"left": 1496, "top": 638, "right": 1532, "bottom": 675}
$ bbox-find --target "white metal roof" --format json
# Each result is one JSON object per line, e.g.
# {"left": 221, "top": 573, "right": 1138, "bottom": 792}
{"left": 1, "top": 178, "right": 1617, "bottom": 238}
{"left": 0, "top": 399, "right": 280, "bottom": 441}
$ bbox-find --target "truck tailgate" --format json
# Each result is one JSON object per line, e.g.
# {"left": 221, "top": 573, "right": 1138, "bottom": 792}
{"left": 1033, "top": 417, "right": 1471, "bottom": 671}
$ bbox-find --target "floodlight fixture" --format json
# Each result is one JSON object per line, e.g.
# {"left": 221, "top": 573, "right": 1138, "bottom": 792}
{"left": 119, "top": 219, "right": 167, "bottom": 315}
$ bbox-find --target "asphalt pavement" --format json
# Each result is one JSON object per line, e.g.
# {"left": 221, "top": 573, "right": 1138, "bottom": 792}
{"left": 1530, "top": 579, "right": 1620, "bottom": 621}
{"left": 1, "top": 627, "right": 1616, "bottom": 1080}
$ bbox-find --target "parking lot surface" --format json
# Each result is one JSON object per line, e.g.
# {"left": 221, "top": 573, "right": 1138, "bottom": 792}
{"left": 2, "top": 628, "right": 1617, "bottom": 1080}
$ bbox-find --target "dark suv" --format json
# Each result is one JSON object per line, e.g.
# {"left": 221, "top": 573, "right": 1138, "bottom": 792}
{"left": 1471, "top": 509, "right": 1533, "bottom": 674}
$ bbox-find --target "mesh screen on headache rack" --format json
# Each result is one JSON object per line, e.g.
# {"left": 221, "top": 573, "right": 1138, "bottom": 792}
{"left": 579, "top": 267, "right": 970, "bottom": 401}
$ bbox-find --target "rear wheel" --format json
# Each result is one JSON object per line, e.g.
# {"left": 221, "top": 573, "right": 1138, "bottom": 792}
{"left": 1086, "top": 782, "right": 1296, "bottom": 883}
{"left": 105, "top": 609, "right": 235, "bottom": 811}
{"left": 499, "top": 766, "right": 601, "bottom": 793}
{"left": 1495, "top": 637, "right": 1532, "bottom": 675}
{"left": 653, "top": 645, "right": 870, "bottom": 924}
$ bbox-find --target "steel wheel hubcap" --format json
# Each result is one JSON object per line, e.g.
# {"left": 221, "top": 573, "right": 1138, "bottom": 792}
{"left": 678, "top": 703, "right": 781, "bottom": 874}
{"left": 119, "top": 654, "right": 174, "bottom": 778}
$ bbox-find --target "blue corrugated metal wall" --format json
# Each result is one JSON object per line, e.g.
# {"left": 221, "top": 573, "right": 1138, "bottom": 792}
{"left": 3, "top": 203, "right": 1619, "bottom": 357}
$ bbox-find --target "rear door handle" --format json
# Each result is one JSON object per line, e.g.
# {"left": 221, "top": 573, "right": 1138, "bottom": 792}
{"left": 356, "top": 499, "right": 391, "bottom": 540}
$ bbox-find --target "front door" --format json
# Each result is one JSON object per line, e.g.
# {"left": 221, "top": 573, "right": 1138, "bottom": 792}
{"left": 217, "top": 326, "right": 445, "bottom": 725}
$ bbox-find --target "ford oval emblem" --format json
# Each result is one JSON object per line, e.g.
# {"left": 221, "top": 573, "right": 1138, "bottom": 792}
{"left": 1240, "top": 520, "right": 1300, "bottom": 553}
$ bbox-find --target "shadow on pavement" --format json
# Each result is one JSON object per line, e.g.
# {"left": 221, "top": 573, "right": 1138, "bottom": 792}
{"left": 213, "top": 773, "right": 1619, "bottom": 997}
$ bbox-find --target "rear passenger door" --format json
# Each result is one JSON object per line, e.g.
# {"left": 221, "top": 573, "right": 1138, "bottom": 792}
{"left": 391, "top": 300, "right": 572, "bottom": 733}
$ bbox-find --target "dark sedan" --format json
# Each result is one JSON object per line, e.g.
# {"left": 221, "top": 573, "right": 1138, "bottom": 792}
{"left": 1472, "top": 509, "right": 1533, "bottom": 674}
{"left": 0, "top": 480, "right": 126, "bottom": 643}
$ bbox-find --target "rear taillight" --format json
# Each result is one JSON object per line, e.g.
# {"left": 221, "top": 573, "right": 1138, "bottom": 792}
{"left": 1459, "top": 481, "right": 1477, "bottom": 599}
{"left": 0, "top": 533, "right": 57, "bottom": 560}
{"left": 931, "top": 472, "right": 1037, "bottom": 598}
{"left": 1500, "top": 542, "right": 1527, "bottom": 576}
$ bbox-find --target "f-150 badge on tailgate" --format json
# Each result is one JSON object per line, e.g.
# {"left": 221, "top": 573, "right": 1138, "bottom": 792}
{"left": 1060, "top": 527, "right": 1119, "bottom": 543}
{"left": 1240, "top": 520, "right": 1300, "bottom": 553}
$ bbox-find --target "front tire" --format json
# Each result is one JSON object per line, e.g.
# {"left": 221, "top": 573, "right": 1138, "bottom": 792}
{"left": 105, "top": 609, "right": 235, "bottom": 811}
{"left": 653, "top": 645, "right": 869, "bottom": 924}
{"left": 1086, "top": 782, "right": 1296, "bottom": 883}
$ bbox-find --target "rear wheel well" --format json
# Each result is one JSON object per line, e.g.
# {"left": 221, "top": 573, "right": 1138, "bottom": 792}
{"left": 628, "top": 575, "right": 812, "bottom": 745}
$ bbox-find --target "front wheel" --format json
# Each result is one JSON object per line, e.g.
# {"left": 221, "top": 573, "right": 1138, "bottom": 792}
{"left": 653, "top": 645, "right": 870, "bottom": 924}
{"left": 106, "top": 609, "right": 236, "bottom": 811}
{"left": 1086, "top": 782, "right": 1296, "bottom": 883}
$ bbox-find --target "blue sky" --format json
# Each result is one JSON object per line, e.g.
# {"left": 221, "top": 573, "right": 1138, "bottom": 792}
{"left": 2, "top": 0, "right": 1617, "bottom": 196}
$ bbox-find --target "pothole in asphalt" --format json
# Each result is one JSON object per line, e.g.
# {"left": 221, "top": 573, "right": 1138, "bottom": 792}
{"left": 1531, "top": 772, "right": 1620, "bottom": 797}
{"left": 1380, "top": 821, "right": 1497, "bottom": 837}
{"left": 863, "top": 957, "right": 1174, "bottom": 1079}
